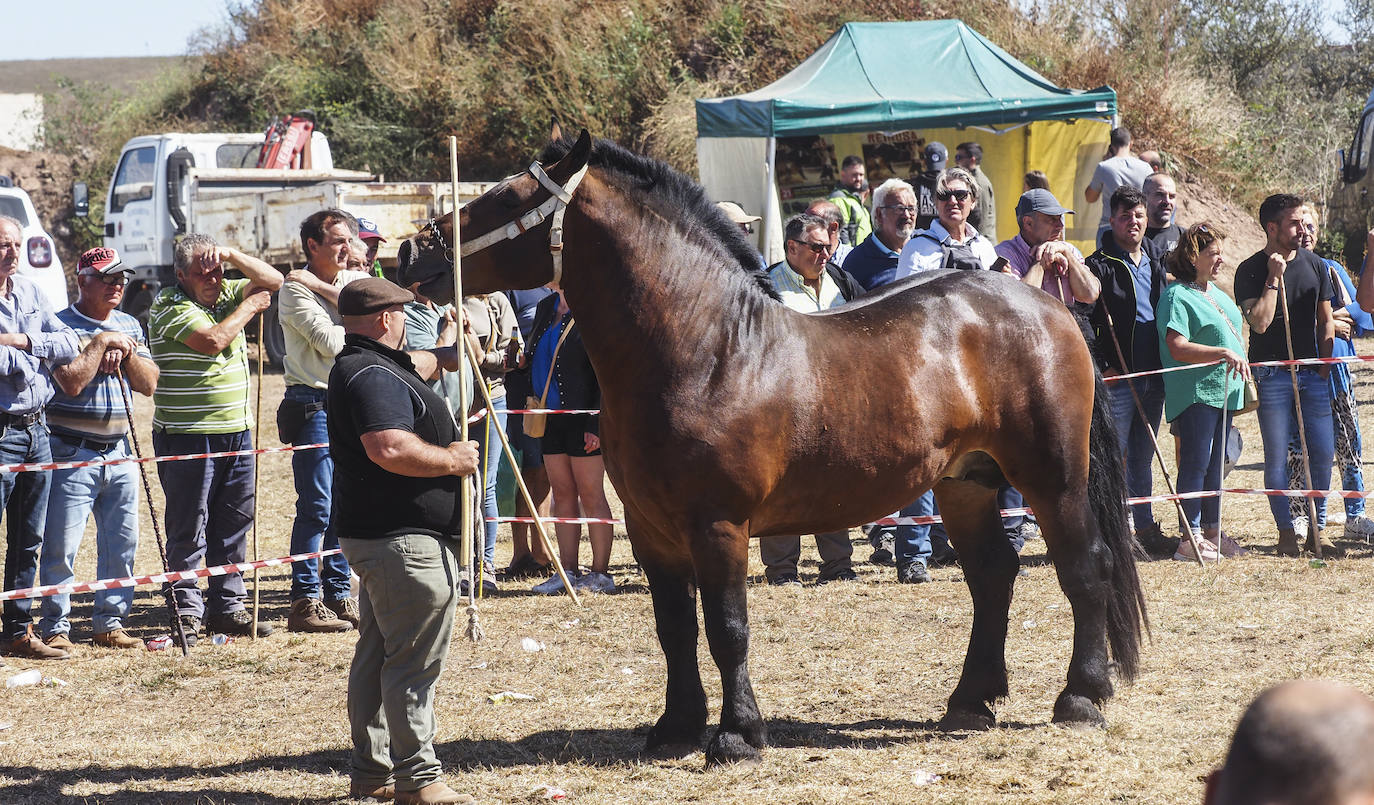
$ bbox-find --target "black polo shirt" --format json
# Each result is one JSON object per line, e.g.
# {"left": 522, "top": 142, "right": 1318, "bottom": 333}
{"left": 328, "top": 334, "right": 462, "bottom": 540}
{"left": 1233, "top": 248, "right": 1332, "bottom": 363}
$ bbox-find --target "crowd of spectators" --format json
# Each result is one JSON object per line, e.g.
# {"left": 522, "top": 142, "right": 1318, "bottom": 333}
{"left": 4, "top": 124, "right": 1374, "bottom": 664}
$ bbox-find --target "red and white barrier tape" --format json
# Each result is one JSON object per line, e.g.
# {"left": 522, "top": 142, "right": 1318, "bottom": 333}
{"left": 0, "top": 548, "right": 342, "bottom": 602}
{"left": 0, "top": 443, "right": 329, "bottom": 475}
{"left": 5, "top": 482, "right": 1367, "bottom": 601}
{"left": 1106, "top": 352, "right": 1374, "bottom": 383}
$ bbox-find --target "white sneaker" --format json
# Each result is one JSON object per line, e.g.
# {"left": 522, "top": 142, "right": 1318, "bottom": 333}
{"left": 573, "top": 571, "right": 616, "bottom": 594}
{"left": 532, "top": 572, "right": 575, "bottom": 595}
{"left": 1174, "top": 532, "right": 1220, "bottom": 562}
{"left": 1345, "top": 515, "right": 1374, "bottom": 542}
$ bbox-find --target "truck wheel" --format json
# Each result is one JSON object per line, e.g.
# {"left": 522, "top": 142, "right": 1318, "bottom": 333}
{"left": 261, "top": 295, "right": 286, "bottom": 368}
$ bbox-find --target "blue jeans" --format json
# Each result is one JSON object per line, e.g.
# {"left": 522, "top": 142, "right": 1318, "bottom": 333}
{"left": 1255, "top": 367, "right": 1334, "bottom": 530}
{"left": 1173, "top": 403, "right": 1230, "bottom": 532}
{"left": 477, "top": 395, "right": 508, "bottom": 567}
{"left": 286, "top": 386, "right": 351, "bottom": 602}
{"left": 153, "top": 429, "right": 255, "bottom": 618}
{"left": 1109, "top": 374, "right": 1165, "bottom": 529}
{"left": 879, "top": 490, "right": 933, "bottom": 568}
{"left": 928, "top": 487, "right": 1025, "bottom": 555}
{"left": 0, "top": 420, "right": 51, "bottom": 639}
{"left": 39, "top": 436, "right": 139, "bottom": 635}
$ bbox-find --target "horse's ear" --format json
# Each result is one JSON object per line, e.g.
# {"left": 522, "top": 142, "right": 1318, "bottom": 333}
{"left": 549, "top": 116, "right": 563, "bottom": 143}
{"left": 568, "top": 129, "right": 592, "bottom": 166}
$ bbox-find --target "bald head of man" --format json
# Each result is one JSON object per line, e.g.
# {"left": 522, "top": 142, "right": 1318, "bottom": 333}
{"left": 1207, "top": 680, "right": 1374, "bottom": 805}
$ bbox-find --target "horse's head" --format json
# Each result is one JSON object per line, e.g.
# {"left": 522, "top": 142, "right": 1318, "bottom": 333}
{"left": 395, "top": 129, "right": 594, "bottom": 304}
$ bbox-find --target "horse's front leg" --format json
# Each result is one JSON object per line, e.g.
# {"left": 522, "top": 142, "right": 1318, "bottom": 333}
{"left": 692, "top": 522, "right": 766, "bottom": 765}
{"left": 629, "top": 510, "right": 708, "bottom": 758}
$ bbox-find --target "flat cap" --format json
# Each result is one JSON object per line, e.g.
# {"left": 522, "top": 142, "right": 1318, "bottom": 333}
{"left": 338, "top": 277, "right": 415, "bottom": 316}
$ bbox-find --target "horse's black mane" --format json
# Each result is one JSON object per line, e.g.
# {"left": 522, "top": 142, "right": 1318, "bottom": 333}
{"left": 540, "top": 136, "right": 780, "bottom": 301}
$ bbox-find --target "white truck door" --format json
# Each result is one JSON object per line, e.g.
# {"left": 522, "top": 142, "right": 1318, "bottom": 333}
{"left": 106, "top": 144, "right": 162, "bottom": 269}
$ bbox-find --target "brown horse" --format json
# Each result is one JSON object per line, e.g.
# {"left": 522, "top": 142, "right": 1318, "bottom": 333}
{"left": 397, "top": 131, "right": 1147, "bottom": 765}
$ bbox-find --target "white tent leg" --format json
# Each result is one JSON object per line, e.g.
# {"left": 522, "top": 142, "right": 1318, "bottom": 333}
{"left": 763, "top": 137, "right": 777, "bottom": 263}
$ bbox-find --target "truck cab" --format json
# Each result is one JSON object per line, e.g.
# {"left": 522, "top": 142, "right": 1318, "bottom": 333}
{"left": 103, "top": 131, "right": 335, "bottom": 319}
{"left": 1330, "top": 89, "right": 1374, "bottom": 270}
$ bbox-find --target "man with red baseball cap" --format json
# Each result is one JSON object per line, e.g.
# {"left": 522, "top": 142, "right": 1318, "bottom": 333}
{"left": 39, "top": 247, "right": 158, "bottom": 651}
{"left": 356, "top": 216, "right": 386, "bottom": 275}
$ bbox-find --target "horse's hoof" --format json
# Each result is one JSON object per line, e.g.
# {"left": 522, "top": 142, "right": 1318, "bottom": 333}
{"left": 1052, "top": 693, "right": 1107, "bottom": 728}
{"left": 705, "top": 730, "right": 763, "bottom": 766}
{"left": 940, "top": 705, "right": 996, "bottom": 732}
{"left": 645, "top": 739, "right": 699, "bottom": 760}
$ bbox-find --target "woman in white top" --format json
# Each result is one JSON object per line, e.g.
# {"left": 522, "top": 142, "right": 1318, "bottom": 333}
{"left": 897, "top": 167, "right": 998, "bottom": 276}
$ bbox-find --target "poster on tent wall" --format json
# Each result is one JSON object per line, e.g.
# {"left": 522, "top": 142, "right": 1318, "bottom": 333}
{"left": 774, "top": 135, "right": 839, "bottom": 217}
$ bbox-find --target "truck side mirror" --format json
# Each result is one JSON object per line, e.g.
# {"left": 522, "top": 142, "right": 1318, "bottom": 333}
{"left": 1340, "top": 149, "right": 1353, "bottom": 185}
{"left": 72, "top": 182, "right": 89, "bottom": 217}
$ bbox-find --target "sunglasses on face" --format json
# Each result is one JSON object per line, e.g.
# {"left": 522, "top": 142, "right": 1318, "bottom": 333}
{"left": 936, "top": 189, "right": 971, "bottom": 202}
{"left": 82, "top": 272, "right": 128, "bottom": 287}
{"left": 789, "top": 239, "right": 832, "bottom": 255}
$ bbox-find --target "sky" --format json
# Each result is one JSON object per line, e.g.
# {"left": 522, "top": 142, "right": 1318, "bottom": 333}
{"left": 3, "top": 0, "right": 235, "bottom": 61}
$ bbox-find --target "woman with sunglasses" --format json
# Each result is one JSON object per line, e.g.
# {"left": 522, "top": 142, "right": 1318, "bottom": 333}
{"left": 896, "top": 167, "right": 999, "bottom": 276}
{"left": 1156, "top": 223, "right": 1249, "bottom": 561}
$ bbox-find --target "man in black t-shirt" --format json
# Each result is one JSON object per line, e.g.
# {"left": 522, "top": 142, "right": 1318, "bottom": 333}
{"left": 327, "top": 277, "right": 481, "bottom": 804}
{"left": 1143, "top": 173, "right": 1183, "bottom": 255}
{"left": 1233, "top": 193, "right": 1338, "bottom": 557}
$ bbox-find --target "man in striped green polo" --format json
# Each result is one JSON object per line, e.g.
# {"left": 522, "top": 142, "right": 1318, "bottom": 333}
{"left": 148, "top": 233, "right": 283, "bottom": 647}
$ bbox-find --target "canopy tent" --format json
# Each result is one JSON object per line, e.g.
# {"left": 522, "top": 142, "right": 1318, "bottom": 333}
{"left": 695, "top": 19, "right": 1118, "bottom": 262}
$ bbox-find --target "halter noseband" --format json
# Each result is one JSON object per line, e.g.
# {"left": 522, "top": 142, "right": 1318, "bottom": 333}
{"left": 444, "top": 160, "right": 590, "bottom": 286}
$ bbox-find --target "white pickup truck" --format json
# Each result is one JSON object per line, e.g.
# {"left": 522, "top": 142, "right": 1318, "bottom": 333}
{"left": 94, "top": 131, "right": 493, "bottom": 364}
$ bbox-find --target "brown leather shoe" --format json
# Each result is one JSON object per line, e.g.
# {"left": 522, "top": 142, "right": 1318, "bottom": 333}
{"left": 1306, "top": 532, "right": 1347, "bottom": 559}
{"left": 395, "top": 782, "right": 474, "bottom": 804}
{"left": 349, "top": 781, "right": 396, "bottom": 801}
{"left": 94, "top": 628, "right": 143, "bottom": 649}
{"left": 43, "top": 632, "right": 75, "bottom": 651}
{"left": 287, "top": 598, "right": 352, "bottom": 633}
{"left": 1276, "top": 528, "right": 1301, "bottom": 557}
{"left": 5, "top": 626, "right": 69, "bottom": 659}
{"left": 326, "top": 596, "right": 361, "bottom": 628}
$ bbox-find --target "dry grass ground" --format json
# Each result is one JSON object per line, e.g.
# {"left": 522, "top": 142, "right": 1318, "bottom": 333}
{"left": 4, "top": 358, "right": 1374, "bottom": 804}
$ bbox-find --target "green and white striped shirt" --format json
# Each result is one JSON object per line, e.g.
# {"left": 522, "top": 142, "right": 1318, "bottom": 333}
{"left": 148, "top": 278, "right": 253, "bottom": 434}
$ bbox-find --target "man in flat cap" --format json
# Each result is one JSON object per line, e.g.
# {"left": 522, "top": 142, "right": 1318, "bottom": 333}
{"left": 328, "top": 277, "right": 480, "bottom": 805}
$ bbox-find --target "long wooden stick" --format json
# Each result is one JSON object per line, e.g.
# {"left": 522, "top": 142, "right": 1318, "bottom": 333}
{"left": 251, "top": 312, "right": 264, "bottom": 639}
{"left": 460, "top": 334, "right": 581, "bottom": 605}
{"left": 450, "top": 137, "right": 485, "bottom": 642}
{"left": 1277, "top": 274, "right": 1323, "bottom": 559}
{"left": 116, "top": 368, "right": 190, "bottom": 655}
{"left": 1102, "top": 308, "right": 1209, "bottom": 565}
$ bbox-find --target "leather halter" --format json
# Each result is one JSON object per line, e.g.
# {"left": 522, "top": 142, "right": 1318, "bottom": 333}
{"left": 443, "top": 160, "right": 590, "bottom": 286}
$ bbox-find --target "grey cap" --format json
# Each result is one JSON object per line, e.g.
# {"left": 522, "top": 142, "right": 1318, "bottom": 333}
{"left": 923, "top": 142, "right": 948, "bottom": 171}
{"left": 1015, "top": 188, "right": 1074, "bottom": 219}
{"left": 338, "top": 277, "right": 415, "bottom": 316}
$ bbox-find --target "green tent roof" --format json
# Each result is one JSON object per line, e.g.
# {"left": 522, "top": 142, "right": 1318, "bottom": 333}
{"left": 695, "top": 20, "right": 1116, "bottom": 137}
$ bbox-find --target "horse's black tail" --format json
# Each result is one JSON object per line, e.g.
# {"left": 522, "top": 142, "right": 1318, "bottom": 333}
{"left": 1088, "top": 372, "right": 1149, "bottom": 682}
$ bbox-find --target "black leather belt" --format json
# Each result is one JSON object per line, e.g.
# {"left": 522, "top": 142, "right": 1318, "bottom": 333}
{"left": 0, "top": 411, "right": 42, "bottom": 429}
{"left": 56, "top": 433, "right": 120, "bottom": 452}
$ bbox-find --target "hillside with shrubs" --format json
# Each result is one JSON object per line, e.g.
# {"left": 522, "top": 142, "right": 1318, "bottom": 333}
{"left": 33, "top": 0, "right": 1374, "bottom": 255}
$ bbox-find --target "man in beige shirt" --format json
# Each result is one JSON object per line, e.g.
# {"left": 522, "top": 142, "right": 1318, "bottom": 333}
{"left": 279, "top": 208, "right": 372, "bottom": 632}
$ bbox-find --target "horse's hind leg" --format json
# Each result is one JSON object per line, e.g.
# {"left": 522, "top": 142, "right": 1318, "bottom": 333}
{"left": 1035, "top": 492, "right": 1115, "bottom": 726}
{"left": 934, "top": 477, "right": 1020, "bottom": 731}
{"left": 631, "top": 510, "right": 709, "bottom": 758}
{"left": 692, "top": 522, "right": 766, "bottom": 765}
